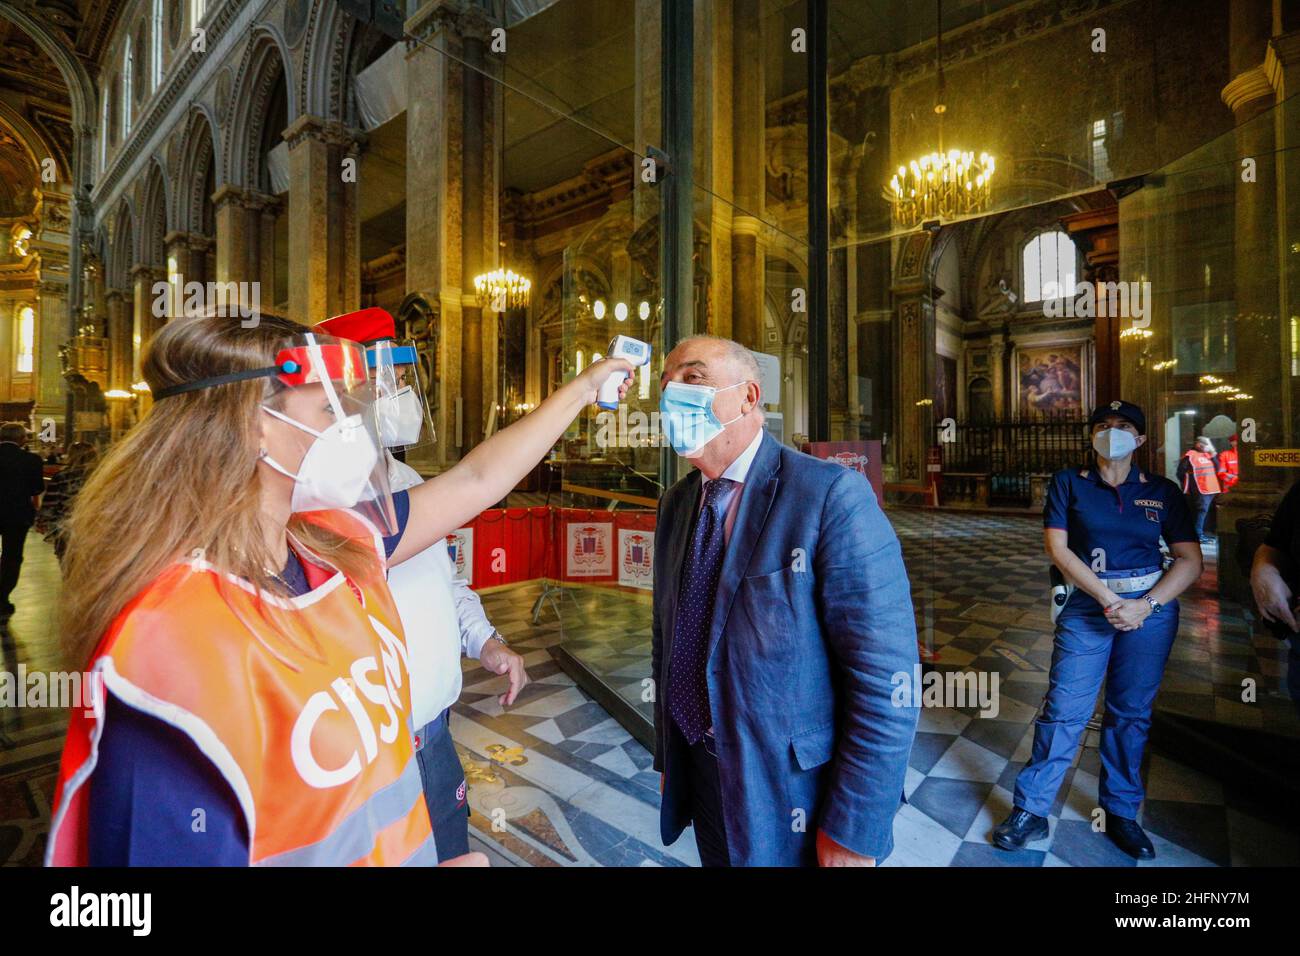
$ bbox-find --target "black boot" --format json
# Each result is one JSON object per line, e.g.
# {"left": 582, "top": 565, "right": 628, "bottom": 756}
{"left": 992, "top": 807, "right": 1049, "bottom": 850}
{"left": 1107, "top": 816, "right": 1155, "bottom": 860}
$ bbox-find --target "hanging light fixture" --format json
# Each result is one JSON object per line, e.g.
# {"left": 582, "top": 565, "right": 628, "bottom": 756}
{"left": 886, "top": 0, "right": 994, "bottom": 228}
{"left": 473, "top": 268, "right": 532, "bottom": 311}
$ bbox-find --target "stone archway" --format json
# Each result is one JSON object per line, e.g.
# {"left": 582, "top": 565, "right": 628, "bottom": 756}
{"left": 175, "top": 107, "right": 219, "bottom": 289}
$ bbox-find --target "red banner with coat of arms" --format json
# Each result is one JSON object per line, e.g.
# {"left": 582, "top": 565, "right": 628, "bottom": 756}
{"left": 443, "top": 506, "right": 656, "bottom": 591}
{"left": 800, "top": 440, "right": 885, "bottom": 506}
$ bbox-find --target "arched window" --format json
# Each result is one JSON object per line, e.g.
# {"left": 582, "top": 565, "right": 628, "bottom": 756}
{"left": 15, "top": 304, "right": 35, "bottom": 374}
{"left": 1022, "top": 230, "right": 1077, "bottom": 304}
{"left": 152, "top": 0, "right": 164, "bottom": 88}
{"left": 122, "top": 38, "right": 133, "bottom": 137}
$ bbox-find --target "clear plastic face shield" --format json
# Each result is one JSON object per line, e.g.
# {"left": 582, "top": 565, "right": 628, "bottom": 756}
{"left": 367, "top": 339, "right": 436, "bottom": 452}
{"left": 258, "top": 333, "right": 399, "bottom": 536}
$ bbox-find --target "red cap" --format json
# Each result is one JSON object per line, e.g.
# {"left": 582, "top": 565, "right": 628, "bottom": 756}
{"left": 318, "top": 307, "right": 396, "bottom": 345}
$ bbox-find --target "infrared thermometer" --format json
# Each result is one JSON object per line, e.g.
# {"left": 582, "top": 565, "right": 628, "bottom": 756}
{"left": 597, "top": 335, "right": 652, "bottom": 410}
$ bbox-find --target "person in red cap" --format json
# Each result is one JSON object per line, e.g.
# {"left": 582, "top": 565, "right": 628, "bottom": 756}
{"left": 319, "top": 307, "right": 527, "bottom": 859}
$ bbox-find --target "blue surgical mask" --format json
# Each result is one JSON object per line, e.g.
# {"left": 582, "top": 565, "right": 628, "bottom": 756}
{"left": 659, "top": 381, "right": 747, "bottom": 458}
{"left": 1092, "top": 427, "right": 1138, "bottom": 461}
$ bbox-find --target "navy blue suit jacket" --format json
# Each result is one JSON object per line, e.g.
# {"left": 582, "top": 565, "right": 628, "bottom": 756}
{"left": 652, "top": 432, "right": 919, "bottom": 865}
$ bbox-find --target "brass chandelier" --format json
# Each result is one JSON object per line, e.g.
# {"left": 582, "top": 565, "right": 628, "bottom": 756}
{"left": 889, "top": 149, "right": 994, "bottom": 227}
{"left": 886, "top": 0, "right": 994, "bottom": 228}
{"left": 473, "top": 268, "right": 532, "bottom": 311}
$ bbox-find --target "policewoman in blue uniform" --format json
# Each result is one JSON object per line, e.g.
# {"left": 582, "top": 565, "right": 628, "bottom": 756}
{"left": 993, "top": 400, "right": 1203, "bottom": 859}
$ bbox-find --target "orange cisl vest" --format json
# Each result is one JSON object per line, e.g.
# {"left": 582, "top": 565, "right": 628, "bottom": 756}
{"left": 1217, "top": 447, "right": 1240, "bottom": 489}
{"left": 46, "top": 509, "right": 437, "bottom": 867}
{"left": 1183, "top": 450, "right": 1222, "bottom": 495}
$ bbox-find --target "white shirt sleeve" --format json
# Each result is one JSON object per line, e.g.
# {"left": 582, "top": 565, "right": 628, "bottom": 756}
{"left": 451, "top": 572, "right": 496, "bottom": 659}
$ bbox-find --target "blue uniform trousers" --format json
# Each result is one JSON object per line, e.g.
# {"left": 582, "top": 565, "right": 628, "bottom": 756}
{"left": 414, "top": 708, "right": 470, "bottom": 861}
{"left": 1013, "top": 571, "right": 1178, "bottom": 820}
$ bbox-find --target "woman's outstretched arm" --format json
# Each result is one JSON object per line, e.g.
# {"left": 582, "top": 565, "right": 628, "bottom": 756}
{"left": 390, "top": 356, "right": 633, "bottom": 565}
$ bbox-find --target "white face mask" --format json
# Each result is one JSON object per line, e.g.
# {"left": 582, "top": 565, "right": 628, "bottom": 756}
{"left": 260, "top": 406, "right": 380, "bottom": 512}
{"left": 376, "top": 386, "right": 424, "bottom": 447}
{"left": 1092, "top": 427, "right": 1138, "bottom": 461}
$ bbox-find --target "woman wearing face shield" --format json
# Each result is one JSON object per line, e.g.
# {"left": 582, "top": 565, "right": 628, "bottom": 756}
{"left": 992, "top": 401, "right": 1203, "bottom": 861}
{"left": 45, "top": 313, "right": 631, "bottom": 867}
{"left": 318, "top": 307, "right": 528, "bottom": 862}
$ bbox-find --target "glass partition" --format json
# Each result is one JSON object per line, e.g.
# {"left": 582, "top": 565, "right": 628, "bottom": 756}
{"left": 1118, "top": 90, "right": 1300, "bottom": 740}
{"left": 547, "top": 160, "right": 662, "bottom": 729}
{"left": 824, "top": 0, "right": 1300, "bottom": 738}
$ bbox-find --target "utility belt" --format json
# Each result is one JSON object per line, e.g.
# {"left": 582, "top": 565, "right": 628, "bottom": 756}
{"left": 1050, "top": 566, "right": 1163, "bottom": 623}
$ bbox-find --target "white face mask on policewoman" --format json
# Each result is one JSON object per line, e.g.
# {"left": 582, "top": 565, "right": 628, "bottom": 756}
{"left": 659, "top": 381, "right": 747, "bottom": 458}
{"left": 1092, "top": 427, "right": 1138, "bottom": 461}
{"left": 259, "top": 405, "right": 381, "bottom": 512}
{"left": 376, "top": 386, "right": 424, "bottom": 448}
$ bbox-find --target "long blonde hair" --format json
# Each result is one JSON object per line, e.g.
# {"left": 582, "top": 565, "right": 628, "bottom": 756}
{"left": 61, "top": 313, "right": 376, "bottom": 668}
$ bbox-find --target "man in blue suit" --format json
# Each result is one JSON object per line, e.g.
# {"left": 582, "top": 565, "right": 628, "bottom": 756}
{"left": 652, "top": 335, "right": 919, "bottom": 866}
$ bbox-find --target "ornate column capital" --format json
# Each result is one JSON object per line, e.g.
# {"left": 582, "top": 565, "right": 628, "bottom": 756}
{"left": 406, "top": 0, "right": 489, "bottom": 45}
{"left": 211, "top": 185, "right": 282, "bottom": 213}
{"left": 1264, "top": 31, "right": 1300, "bottom": 92}
{"left": 1221, "top": 65, "right": 1273, "bottom": 113}
{"left": 282, "top": 114, "right": 365, "bottom": 152}
{"left": 211, "top": 184, "right": 251, "bottom": 212}
{"left": 130, "top": 263, "right": 165, "bottom": 283}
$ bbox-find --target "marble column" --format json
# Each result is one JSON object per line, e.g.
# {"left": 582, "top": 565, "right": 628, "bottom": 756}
{"left": 406, "top": 1, "right": 498, "bottom": 455}
{"left": 460, "top": 29, "right": 488, "bottom": 450}
{"left": 131, "top": 264, "right": 165, "bottom": 380}
{"left": 84, "top": 252, "right": 106, "bottom": 333}
{"left": 164, "top": 230, "right": 210, "bottom": 293}
{"left": 35, "top": 278, "right": 69, "bottom": 429}
{"left": 988, "top": 333, "right": 1008, "bottom": 420}
{"left": 892, "top": 233, "right": 935, "bottom": 482}
{"left": 213, "top": 185, "right": 253, "bottom": 287}
{"left": 632, "top": 0, "right": 662, "bottom": 228}
{"left": 104, "top": 288, "right": 131, "bottom": 436}
{"left": 406, "top": 0, "right": 464, "bottom": 467}
{"left": 730, "top": 0, "right": 764, "bottom": 350}
{"left": 284, "top": 115, "right": 362, "bottom": 323}
{"left": 1215, "top": 1, "right": 1285, "bottom": 601}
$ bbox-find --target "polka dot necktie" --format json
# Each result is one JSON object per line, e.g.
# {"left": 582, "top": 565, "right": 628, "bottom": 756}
{"left": 668, "top": 477, "right": 733, "bottom": 745}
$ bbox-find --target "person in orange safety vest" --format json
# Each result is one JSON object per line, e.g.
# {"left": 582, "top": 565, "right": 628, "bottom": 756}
{"left": 1177, "top": 436, "right": 1221, "bottom": 543}
{"left": 1217, "top": 435, "right": 1240, "bottom": 492}
{"left": 46, "top": 313, "right": 631, "bottom": 866}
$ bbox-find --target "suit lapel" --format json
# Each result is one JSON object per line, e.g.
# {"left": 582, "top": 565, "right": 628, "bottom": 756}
{"left": 706, "top": 433, "right": 780, "bottom": 661}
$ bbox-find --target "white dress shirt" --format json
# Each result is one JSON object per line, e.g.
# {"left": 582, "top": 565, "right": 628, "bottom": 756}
{"left": 696, "top": 428, "right": 764, "bottom": 545}
{"left": 386, "top": 456, "right": 496, "bottom": 729}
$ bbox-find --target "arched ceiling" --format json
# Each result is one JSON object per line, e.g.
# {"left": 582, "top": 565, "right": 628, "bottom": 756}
{"left": 0, "top": 116, "right": 41, "bottom": 218}
{"left": 3, "top": 1, "right": 125, "bottom": 62}
{"left": 0, "top": 1, "right": 126, "bottom": 183}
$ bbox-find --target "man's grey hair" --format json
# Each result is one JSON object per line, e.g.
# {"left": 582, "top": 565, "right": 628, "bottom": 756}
{"left": 677, "top": 334, "right": 761, "bottom": 382}
{"left": 0, "top": 422, "right": 28, "bottom": 444}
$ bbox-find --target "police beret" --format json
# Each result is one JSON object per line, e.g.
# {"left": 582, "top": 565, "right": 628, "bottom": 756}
{"left": 1089, "top": 399, "right": 1146, "bottom": 434}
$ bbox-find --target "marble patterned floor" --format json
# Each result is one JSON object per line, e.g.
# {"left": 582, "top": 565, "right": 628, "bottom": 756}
{"left": 3, "top": 511, "right": 1299, "bottom": 867}
{"left": 463, "top": 576, "right": 1298, "bottom": 867}
{"left": 890, "top": 509, "right": 1299, "bottom": 739}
